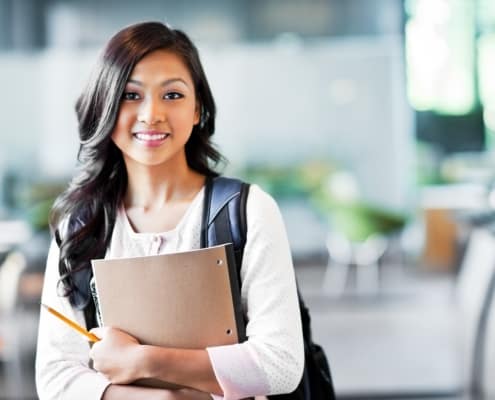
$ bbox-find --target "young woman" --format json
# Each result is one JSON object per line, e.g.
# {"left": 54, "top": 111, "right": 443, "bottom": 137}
{"left": 35, "top": 21, "right": 303, "bottom": 400}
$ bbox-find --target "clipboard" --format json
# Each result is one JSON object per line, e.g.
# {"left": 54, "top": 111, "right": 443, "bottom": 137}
{"left": 91, "top": 243, "right": 245, "bottom": 389}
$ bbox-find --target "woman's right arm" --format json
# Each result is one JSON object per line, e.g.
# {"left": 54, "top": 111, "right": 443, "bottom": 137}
{"left": 35, "top": 239, "right": 112, "bottom": 399}
{"left": 36, "top": 239, "right": 209, "bottom": 400}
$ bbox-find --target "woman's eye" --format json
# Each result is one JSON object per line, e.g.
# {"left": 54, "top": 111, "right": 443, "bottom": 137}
{"left": 122, "top": 92, "right": 140, "bottom": 101}
{"left": 164, "top": 92, "right": 184, "bottom": 100}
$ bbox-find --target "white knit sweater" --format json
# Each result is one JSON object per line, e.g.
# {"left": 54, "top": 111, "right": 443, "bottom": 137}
{"left": 35, "top": 184, "right": 303, "bottom": 400}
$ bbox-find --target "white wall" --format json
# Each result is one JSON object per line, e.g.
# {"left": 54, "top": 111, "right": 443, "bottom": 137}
{"left": 203, "top": 36, "right": 415, "bottom": 210}
{"left": 0, "top": 35, "right": 415, "bottom": 211}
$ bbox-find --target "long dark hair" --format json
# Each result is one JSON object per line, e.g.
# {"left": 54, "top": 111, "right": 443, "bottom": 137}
{"left": 50, "top": 22, "right": 223, "bottom": 322}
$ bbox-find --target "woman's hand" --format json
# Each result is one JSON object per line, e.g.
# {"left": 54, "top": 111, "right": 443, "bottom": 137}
{"left": 90, "top": 328, "right": 222, "bottom": 395}
{"left": 169, "top": 388, "right": 213, "bottom": 400}
{"left": 101, "top": 385, "right": 212, "bottom": 400}
{"left": 89, "top": 327, "right": 144, "bottom": 384}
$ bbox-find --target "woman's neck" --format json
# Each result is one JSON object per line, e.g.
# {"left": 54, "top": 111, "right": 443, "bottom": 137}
{"left": 123, "top": 160, "right": 205, "bottom": 211}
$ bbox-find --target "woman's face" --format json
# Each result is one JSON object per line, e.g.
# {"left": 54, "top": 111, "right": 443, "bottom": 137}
{"left": 111, "top": 49, "right": 200, "bottom": 169}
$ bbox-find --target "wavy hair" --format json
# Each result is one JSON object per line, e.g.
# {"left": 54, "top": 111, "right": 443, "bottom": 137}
{"left": 50, "top": 22, "right": 223, "bottom": 325}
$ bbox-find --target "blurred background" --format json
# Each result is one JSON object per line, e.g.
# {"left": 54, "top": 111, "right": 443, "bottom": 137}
{"left": 1, "top": 0, "right": 495, "bottom": 399}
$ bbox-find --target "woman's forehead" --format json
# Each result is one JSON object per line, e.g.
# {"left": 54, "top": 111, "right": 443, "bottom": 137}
{"left": 129, "top": 50, "right": 192, "bottom": 82}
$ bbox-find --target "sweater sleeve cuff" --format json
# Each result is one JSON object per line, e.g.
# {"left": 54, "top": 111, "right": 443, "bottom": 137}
{"left": 206, "top": 344, "right": 270, "bottom": 400}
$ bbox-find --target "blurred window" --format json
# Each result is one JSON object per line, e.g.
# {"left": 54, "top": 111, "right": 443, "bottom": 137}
{"left": 405, "top": 0, "right": 476, "bottom": 115}
{"left": 478, "top": 0, "right": 495, "bottom": 146}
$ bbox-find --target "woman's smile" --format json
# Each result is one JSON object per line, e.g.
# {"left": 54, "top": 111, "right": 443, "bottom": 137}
{"left": 132, "top": 130, "right": 171, "bottom": 147}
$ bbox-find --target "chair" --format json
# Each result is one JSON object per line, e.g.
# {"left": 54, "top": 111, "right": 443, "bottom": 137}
{"left": 0, "top": 251, "right": 27, "bottom": 397}
{"left": 455, "top": 228, "right": 495, "bottom": 396}
{"left": 320, "top": 195, "right": 407, "bottom": 298}
{"left": 323, "top": 231, "right": 388, "bottom": 296}
{"left": 472, "top": 226, "right": 495, "bottom": 397}
{"left": 0, "top": 251, "right": 26, "bottom": 313}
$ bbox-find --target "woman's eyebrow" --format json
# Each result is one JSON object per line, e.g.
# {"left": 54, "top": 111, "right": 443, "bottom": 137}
{"left": 127, "top": 78, "right": 189, "bottom": 87}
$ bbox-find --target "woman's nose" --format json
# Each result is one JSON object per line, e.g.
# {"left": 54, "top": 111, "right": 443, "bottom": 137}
{"left": 137, "top": 98, "right": 165, "bottom": 125}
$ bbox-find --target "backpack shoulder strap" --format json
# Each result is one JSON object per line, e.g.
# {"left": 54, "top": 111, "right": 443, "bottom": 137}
{"left": 200, "top": 176, "right": 250, "bottom": 271}
{"left": 200, "top": 176, "right": 250, "bottom": 343}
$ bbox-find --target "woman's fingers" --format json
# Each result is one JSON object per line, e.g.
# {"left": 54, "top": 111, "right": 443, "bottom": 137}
{"left": 88, "top": 327, "right": 142, "bottom": 384}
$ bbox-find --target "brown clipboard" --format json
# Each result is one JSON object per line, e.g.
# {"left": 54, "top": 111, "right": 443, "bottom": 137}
{"left": 91, "top": 243, "right": 245, "bottom": 389}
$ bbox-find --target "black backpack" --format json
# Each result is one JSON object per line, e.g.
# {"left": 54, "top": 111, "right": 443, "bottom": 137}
{"left": 200, "top": 176, "right": 336, "bottom": 400}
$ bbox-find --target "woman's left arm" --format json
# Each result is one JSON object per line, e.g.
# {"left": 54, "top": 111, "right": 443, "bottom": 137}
{"left": 205, "top": 185, "right": 305, "bottom": 398}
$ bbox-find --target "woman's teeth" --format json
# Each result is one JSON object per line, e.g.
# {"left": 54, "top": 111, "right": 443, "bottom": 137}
{"left": 134, "top": 133, "right": 169, "bottom": 141}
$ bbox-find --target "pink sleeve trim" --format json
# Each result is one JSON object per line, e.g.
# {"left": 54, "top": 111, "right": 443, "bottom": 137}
{"left": 206, "top": 343, "right": 270, "bottom": 400}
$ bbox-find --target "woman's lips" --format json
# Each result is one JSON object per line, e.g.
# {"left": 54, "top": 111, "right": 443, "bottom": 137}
{"left": 133, "top": 131, "right": 170, "bottom": 147}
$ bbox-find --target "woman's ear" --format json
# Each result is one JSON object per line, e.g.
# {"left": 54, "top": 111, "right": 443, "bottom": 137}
{"left": 194, "top": 102, "right": 201, "bottom": 126}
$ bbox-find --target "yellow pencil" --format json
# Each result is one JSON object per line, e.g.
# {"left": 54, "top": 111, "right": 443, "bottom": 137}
{"left": 41, "top": 303, "right": 100, "bottom": 342}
